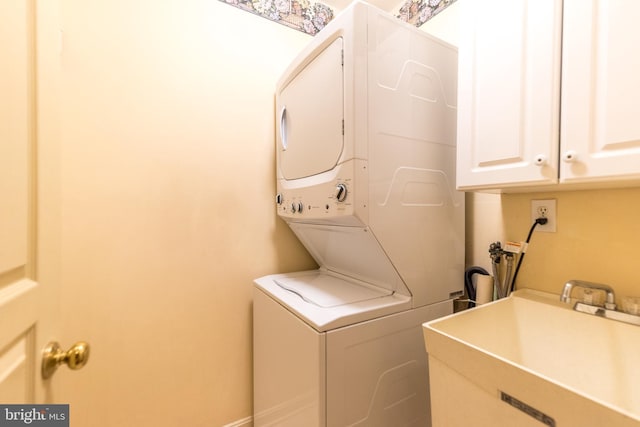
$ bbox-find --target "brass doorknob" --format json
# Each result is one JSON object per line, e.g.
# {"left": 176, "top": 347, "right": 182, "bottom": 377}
{"left": 41, "top": 341, "right": 90, "bottom": 379}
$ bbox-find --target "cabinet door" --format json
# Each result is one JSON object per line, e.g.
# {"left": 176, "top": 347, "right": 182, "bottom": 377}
{"left": 456, "top": 0, "right": 562, "bottom": 190}
{"left": 561, "top": 0, "right": 640, "bottom": 183}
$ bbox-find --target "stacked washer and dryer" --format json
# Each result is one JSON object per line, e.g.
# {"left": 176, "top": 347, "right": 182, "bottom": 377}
{"left": 253, "top": 2, "right": 464, "bottom": 426}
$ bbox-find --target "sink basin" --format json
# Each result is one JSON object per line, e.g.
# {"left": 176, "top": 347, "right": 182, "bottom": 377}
{"left": 423, "top": 289, "right": 640, "bottom": 427}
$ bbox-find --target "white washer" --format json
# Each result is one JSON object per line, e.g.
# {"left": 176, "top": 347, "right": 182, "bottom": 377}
{"left": 254, "top": 272, "right": 453, "bottom": 426}
{"left": 254, "top": 2, "right": 464, "bottom": 426}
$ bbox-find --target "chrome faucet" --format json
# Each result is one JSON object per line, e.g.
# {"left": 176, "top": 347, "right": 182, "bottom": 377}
{"left": 560, "top": 279, "right": 616, "bottom": 310}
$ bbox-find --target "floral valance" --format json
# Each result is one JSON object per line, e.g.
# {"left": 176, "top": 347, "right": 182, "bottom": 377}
{"left": 219, "top": 0, "right": 456, "bottom": 35}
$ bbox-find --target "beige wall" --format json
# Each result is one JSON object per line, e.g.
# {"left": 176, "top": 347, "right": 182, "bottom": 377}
{"left": 502, "top": 188, "right": 640, "bottom": 301}
{"left": 52, "top": 1, "right": 316, "bottom": 425}
{"left": 419, "top": 0, "right": 460, "bottom": 46}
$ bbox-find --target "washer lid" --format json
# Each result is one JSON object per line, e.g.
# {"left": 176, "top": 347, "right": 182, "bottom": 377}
{"left": 255, "top": 270, "right": 412, "bottom": 331}
{"left": 275, "top": 272, "right": 393, "bottom": 308}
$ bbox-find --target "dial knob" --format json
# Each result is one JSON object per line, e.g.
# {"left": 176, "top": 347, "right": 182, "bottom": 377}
{"left": 335, "top": 183, "right": 347, "bottom": 202}
{"left": 275, "top": 193, "right": 283, "bottom": 205}
{"left": 291, "top": 202, "right": 303, "bottom": 213}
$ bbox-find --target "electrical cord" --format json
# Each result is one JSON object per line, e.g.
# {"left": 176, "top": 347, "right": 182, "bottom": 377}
{"left": 508, "top": 217, "right": 548, "bottom": 294}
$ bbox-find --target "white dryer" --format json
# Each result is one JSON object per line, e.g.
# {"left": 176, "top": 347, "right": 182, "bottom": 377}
{"left": 253, "top": 2, "right": 464, "bottom": 426}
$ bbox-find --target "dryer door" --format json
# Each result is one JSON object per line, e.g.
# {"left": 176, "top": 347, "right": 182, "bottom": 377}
{"left": 277, "top": 37, "right": 344, "bottom": 180}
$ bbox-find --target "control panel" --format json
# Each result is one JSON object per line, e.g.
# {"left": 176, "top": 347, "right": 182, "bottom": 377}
{"left": 276, "top": 176, "right": 357, "bottom": 223}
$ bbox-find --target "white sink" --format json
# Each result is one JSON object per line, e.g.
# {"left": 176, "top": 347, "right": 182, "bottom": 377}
{"left": 423, "top": 289, "right": 640, "bottom": 427}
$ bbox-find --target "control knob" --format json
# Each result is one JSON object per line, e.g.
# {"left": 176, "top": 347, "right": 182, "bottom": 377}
{"left": 335, "top": 183, "right": 347, "bottom": 202}
{"left": 290, "top": 202, "right": 303, "bottom": 213}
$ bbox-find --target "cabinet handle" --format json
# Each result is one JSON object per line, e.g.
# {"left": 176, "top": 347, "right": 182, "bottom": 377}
{"left": 534, "top": 154, "right": 547, "bottom": 166}
{"left": 562, "top": 150, "right": 578, "bottom": 163}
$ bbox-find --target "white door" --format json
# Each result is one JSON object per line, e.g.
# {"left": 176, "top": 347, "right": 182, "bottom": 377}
{"left": 0, "top": 0, "right": 83, "bottom": 404}
{"left": 561, "top": 0, "right": 640, "bottom": 183}
{"left": 277, "top": 37, "right": 344, "bottom": 181}
{"left": 456, "top": 0, "right": 562, "bottom": 190}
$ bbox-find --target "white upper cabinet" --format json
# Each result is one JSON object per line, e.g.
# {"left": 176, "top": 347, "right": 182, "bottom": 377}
{"left": 456, "top": 0, "right": 562, "bottom": 190}
{"left": 561, "top": 0, "right": 640, "bottom": 184}
{"left": 457, "top": 0, "right": 640, "bottom": 191}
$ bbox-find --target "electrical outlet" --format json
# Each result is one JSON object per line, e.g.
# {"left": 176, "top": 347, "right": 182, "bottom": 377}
{"left": 531, "top": 199, "right": 557, "bottom": 232}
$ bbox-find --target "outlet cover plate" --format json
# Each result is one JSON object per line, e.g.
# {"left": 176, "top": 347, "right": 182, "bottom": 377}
{"left": 531, "top": 199, "right": 557, "bottom": 232}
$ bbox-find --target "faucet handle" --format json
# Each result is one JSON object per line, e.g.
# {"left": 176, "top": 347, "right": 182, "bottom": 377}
{"left": 560, "top": 279, "right": 616, "bottom": 309}
{"left": 560, "top": 282, "right": 574, "bottom": 303}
